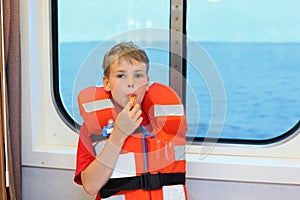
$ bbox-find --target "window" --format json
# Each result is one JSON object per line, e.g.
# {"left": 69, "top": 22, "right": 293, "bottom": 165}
{"left": 186, "top": 0, "right": 300, "bottom": 143}
{"left": 54, "top": 0, "right": 170, "bottom": 126}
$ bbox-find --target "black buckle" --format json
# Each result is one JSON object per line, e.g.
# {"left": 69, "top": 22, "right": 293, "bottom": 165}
{"left": 140, "top": 173, "right": 162, "bottom": 190}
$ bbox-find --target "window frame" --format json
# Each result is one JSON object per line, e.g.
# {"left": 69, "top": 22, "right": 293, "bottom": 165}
{"left": 51, "top": 0, "right": 78, "bottom": 131}
{"left": 22, "top": 0, "right": 300, "bottom": 185}
{"left": 21, "top": 0, "right": 77, "bottom": 169}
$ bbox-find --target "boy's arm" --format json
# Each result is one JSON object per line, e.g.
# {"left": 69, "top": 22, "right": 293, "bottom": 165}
{"left": 80, "top": 99, "right": 143, "bottom": 195}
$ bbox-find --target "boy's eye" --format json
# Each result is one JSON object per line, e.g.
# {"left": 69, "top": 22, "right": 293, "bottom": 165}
{"left": 134, "top": 73, "right": 144, "bottom": 78}
{"left": 116, "top": 74, "right": 125, "bottom": 79}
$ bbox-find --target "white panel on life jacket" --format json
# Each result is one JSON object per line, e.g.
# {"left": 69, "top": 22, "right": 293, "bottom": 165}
{"left": 162, "top": 185, "right": 186, "bottom": 200}
{"left": 94, "top": 140, "right": 137, "bottom": 179}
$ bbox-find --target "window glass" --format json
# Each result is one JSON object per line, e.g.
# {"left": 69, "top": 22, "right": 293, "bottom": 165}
{"left": 186, "top": 0, "right": 300, "bottom": 141}
{"left": 56, "top": 0, "right": 170, "bottom": 124}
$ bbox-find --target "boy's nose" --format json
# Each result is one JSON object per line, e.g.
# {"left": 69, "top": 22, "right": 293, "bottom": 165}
{"left": 127, "top": 76, "right": 134, "bottom": 88}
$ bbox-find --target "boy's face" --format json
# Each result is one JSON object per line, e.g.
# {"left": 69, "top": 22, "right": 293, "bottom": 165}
{"left": 103, "top": 58, "right": 149, "bottom": 109}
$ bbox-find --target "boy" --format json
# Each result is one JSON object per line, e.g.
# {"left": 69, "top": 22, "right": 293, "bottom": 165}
{"left": 74, "top": 42, "right": 187, "bottom": 200}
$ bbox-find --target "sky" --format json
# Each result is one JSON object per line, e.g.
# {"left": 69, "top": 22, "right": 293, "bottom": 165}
{"left": 58, "top": 0, "right": 300, "bottom": 42}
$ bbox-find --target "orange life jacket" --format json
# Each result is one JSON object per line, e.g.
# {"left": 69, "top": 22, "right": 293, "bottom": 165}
{"left": 78, "top": 82, "right": 188, "bottom": 200}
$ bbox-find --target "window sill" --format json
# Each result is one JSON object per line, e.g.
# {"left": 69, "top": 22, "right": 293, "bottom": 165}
{"left": 186, "top": 152, "right": 300, "bottom": 185}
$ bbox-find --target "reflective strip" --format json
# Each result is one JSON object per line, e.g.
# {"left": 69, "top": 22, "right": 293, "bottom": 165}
{"left": 94, "top": 141, "right": 137, "bottom": 179}
{"left": 174, "top": 145, "right": 186, "bottom": 161}
{"left": 154, "top": 104, "right": 184, "bottom": 117}
{"left": 162, "top": 185, "right": 186, "bottom": 200}
{"left": 82, "top": 99, "right": 114, "bottom": 113}
{"left": 105, "top": 195, "right": 126, "bottom": 200}
{"left": 111, "top": 152, "right": 136, "bottom": 178}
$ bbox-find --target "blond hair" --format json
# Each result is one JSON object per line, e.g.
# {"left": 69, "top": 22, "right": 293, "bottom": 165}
{"left": 102, "top": 42, "right": 149, "bottom": 78}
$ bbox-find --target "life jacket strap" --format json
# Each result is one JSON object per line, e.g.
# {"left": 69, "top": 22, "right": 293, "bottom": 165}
{"left": 90, "top": 126, "right": 144, "bottom": 143}
{"left": 99, "top": 172, "right": 186, "bottom": 198}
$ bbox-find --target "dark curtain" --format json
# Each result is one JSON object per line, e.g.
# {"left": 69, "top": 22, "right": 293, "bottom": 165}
{"left": 2, "top": 0, "right": 21, "bottom": 199}
{"left": 1, "top": 7, "right": 16, "bottom": 197}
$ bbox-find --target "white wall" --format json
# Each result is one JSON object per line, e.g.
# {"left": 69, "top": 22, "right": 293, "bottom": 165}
{"left": 22, "top": 167, "right": 94, "bottom": 200}
{"left": 23, "top": 167, "right": 300, "bottom": 200}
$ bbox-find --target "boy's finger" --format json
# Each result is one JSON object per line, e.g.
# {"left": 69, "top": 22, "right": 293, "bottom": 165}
{"left": 123, "top": 99, "right": 134, "bottom": 111}
{"left": 136, "top": 116, "right": 143, "bottom": 126}
{"left": 131, "top": 109, "right": 142, "bottom": 121}
{"left": 130, "top": 103, "right": 141, "bottom": 114}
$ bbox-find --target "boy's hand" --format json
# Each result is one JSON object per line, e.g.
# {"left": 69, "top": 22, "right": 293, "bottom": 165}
{"left": 114, "top": 99, "right": 143, "bottom": 136}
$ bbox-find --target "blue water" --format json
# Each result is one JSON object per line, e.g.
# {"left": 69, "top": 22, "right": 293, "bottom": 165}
{"left": 59, "top": 41, "right": 300, "bottom": 140}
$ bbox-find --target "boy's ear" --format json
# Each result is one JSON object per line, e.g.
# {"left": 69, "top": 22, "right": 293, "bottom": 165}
{"left": 103, "top": 76, "right": 111, "bottom": 91}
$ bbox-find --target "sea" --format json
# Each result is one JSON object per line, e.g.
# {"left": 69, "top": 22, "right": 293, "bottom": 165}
{"left": 58, "top": 41, "right": 300, "bottom": 141}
